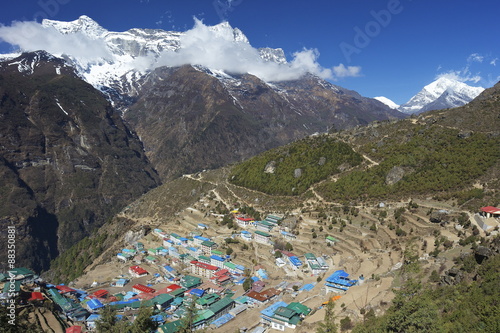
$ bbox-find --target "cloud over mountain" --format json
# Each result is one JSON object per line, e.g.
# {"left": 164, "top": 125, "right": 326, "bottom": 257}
{"left": 0, "top": 17, "right": 361, "bottom": 82}
{"left": 0, "top": 20, "right": 111, "bottom": 64}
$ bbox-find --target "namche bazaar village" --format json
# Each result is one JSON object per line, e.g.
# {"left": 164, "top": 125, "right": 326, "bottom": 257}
{"left": 2, "top": 205, "right": 500, "bottom": 333}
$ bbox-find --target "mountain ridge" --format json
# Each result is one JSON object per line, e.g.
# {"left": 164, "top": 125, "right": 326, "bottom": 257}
{"left": 0, "top": 51, "right": 160, "bottom": 272}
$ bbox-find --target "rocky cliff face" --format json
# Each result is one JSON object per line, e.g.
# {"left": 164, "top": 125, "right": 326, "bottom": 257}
{"left": 124, "top": 65, "right": 405, "bottom": 180}
{"left": 0, "top": 52, "right": 160, "bottom": 272}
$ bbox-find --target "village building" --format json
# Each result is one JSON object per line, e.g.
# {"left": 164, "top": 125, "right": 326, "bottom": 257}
{"left": 326, "top": 235, "right": 339, "bottom": 245}
{"left": 325, "top": 270, "right": 357, "bottom": 293}
{"left": 260, "top": 301, "right": 311, "bottom": 331}
{"left": 201, "top": 240, "right": 218, "bottom": 255}
{"left": 264, "top": 215, "right": 283, "bottom": 226}
{"left": 128, "top": 265, "right": 148, "bottom": 278}
{"left": 196, "top": 293, "right": 221, "bottom": 309}
{"left": 197, "top": 223, "right": 209, "bottom": 230}
{"left": 6, "top": 267, "right": 37, "bottom": 283}
{"left": 254, "top": 231, "right": 273, "bottom": 245}
{"left": 316, "top": 256, "right": 330, "bottom": 271}
{"left": 280, "top": 231, "right": 296, "bottom": 241}
{"left": 117, "top": 252, "right": 132, "bottom": 262}
{"left": 198, "top": 281, "right": 224, "bottom": 294}
{"left": 210, "top": 255, "right": 226, "bottom": 268}
{"left": 132, "top": 284, "right": 156, "bottom": 294}
{"left": 288, "top": 256, "right": 303, "bottom": 270}
{"left": 190, "top": 260, "right": 220, "bottom": 278}
{"left": 275, "top": 257, "right": 286, "bottom": 267}
{"left": 475, "top": 206, "right": 500, "bottom": 231}
{"left": 304, "top": 253, "right": 324, "bottom": 275}
{"left": 240, "top": 230, "right": 253, "bottom": 241}
{"left": 255, "top": 221, "right": 275, "bottom": 232}
{"left": 193, "top": 235, "right": 211, "bottom": 246}
{"left": 235, "top": 216, "right": 254, "bottom": 228}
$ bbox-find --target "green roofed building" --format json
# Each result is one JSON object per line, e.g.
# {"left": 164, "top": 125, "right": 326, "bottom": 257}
{"left": 198, "top": 255, "right": 211, "bottom": 264}
{"left": 3, "top": 281, "right": 21, "bottom": 294}
{"left": 180, "top": 275, "right": 202, "bottom": 289}
{"left": 196, "top": 293, "right": 221, "bottom": 309}
{"left": 286, "top": 302, "right": 312, "bottom": 316}
{"left": 326, "top": 236, "right": 339, "bottom": 244}
{"left": 271, "top": 306, "right": 302, "bottom": 330}
{"left": 304, "top": 253, "right": 316, "bottom": 260}
{"left": 211, "top": 250, "right": 224, "bottom": 257}
{"left": 169, "top": 288, "right": 186, "bottom": 298}
{"left": 201, "top": 240, "right": 217, "bottom": 255}
{"left": 254, "top": 230, "right": 272, "bottom": 245}
{"left": 48, "top": 288, "right": 72, "bottom": 312}
{"left": 208, "top": 297, "right": 234, "bottom": 321}
{"left": 153, "top": 294, "right": 174, "bottom": 308}
{"left": 194, "top": 309, "right": 215, "bottom": 327}
{"left": 158, "top": 319, "right": 183, "bottom": 333}
{"left": 8, "top": 267, "right": 36, "bottom": 283}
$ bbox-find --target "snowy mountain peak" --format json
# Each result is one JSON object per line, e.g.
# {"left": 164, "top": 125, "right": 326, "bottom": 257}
{"left": 374, "top": 96, "right": 399, "bottom": 109}
{"left": 399, "top": 77, "right": 484, "bottom": 114}
{"left": 42, "top": 15, "right": 108, "bottom": 39}
{"left": 259, "top": 47, "right": 287, "bottom": 64}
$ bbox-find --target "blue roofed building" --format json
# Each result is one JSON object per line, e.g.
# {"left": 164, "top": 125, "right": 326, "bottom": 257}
{"left": 86, "top": 298, "right": 104, "bottom": 312}
{"left": 260, "top": 300, "right": 310, "bottom": 331}
{"left": 325, "top": 270, "right": 357, "bottom": 293}
{"left": 288, "top": 256, "right": 303, "bottom": 270}
{"left": 210, "top": 255, "right": 226, "bottom": 268}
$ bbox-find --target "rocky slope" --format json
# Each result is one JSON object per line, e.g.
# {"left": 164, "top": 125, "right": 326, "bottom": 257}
{"left": 0, "top": 52, "right": 160, "bottom": 272}
{"left": 124, "top": 65, "right": 404, "bottom": 180}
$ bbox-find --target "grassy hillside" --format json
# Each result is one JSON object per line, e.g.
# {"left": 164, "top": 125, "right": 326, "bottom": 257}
{"left": 229, "top": 135, "right": 363, "bottom": 195}
{"left": 229, "top": 84, "right": 500, "bottom": 207}
{"left": 317, "top": 125, "right": 499, "bottom": 204}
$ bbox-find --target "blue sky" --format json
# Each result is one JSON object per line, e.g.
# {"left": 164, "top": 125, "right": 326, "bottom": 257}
{"left": 0, "top": 0, "right": 499, "bottom": 104}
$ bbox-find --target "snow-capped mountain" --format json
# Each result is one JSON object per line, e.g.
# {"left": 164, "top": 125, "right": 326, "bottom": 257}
{"left": 399, "top": 77, "right": 484, "bottom": 114}
{"left": 39, "top": 16, "right": 287, "bottom": 96}
{"left": 374, "top": 96, "right": 399, "bottom": 110}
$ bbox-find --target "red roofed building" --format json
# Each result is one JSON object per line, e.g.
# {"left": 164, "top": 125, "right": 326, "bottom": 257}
{"left": 56, "top": 285, "right": 75, "bottom": 294}
{"left": 66, "top": 326, "right": 82, "bottom": 333}
{"left": 214, "top": 269, "right": 230, "bottom": 278}
{"left": 478, "top": 206, "right": 500, "bottom": 231}
{"left": 215, "top": 275, "right": 232, "bottom": 285}
{"left": 92, "top": 289, "right": 109, "bottom": 298}
{"left": 246, "top": 290, "right": 269, "bottom": 304}
{"left": 235, "top": 216, "right": 254, "bottom": 228}
{"left": 160, "top": 284, "right": 182, "bottom": 294}
{"left": 132, "top": 284, "right": 156, "bottom": 294}
{"left": 198, "top": 281, "right": 224, "bottom": 294}
{"left": 481, "top": 206, "right": 500, "bottom": 217}
{"left": 190, "top": 260, "right": 219, "bottom": 278}
{"left": 28, "top": 292, "right": 44, "bottom": 302}
{"left": 129, "top": 265, "right": 148, "bottom": 278}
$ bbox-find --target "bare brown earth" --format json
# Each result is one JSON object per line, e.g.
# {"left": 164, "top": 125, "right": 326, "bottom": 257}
{"left": 69, "top": 168, "right": 480, "bottom": 332}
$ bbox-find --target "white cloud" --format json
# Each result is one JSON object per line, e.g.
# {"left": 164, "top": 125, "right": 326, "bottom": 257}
{"left": 0, "top": 21, "right": 111, "bottom": 64}
{"left": 490, "top": 58, "right": 498, "bottom": 66}
{"left": 436, "top": 67, "right": 482, "bottom": 84}
{"left": 332, "top": 63, "right": 362, "bottom": 78}
{"left": 467, "top": 53, "right": 484, "bottom": 63}
{"left": 0, "top": 18, "right": 361, "bottom": 82}
{"left": 155, "top": 19, "right": 361, "bottom": 81}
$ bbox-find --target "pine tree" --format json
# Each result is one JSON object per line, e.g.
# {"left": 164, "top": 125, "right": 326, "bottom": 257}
{"left": 130, "top": 306, "right": 157, "bottom": 333}
{"left": 316, "top": 300, "right": 338, "bottom": 333}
